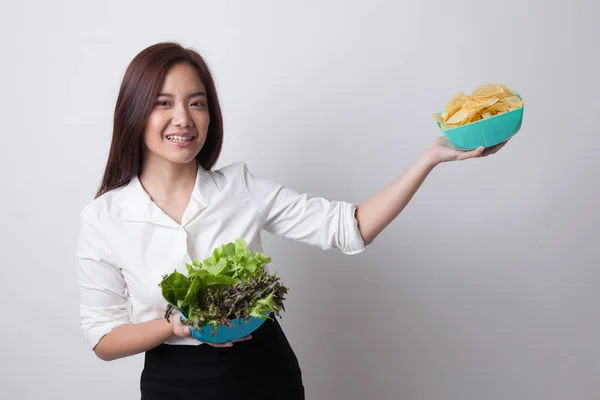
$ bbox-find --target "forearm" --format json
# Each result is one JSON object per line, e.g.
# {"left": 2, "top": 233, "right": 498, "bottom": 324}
{"left": 93, "top": 318, "right": 174, "bottom": 361}
{"left": 356, "top": 153, "right": 437, "bottom": 245}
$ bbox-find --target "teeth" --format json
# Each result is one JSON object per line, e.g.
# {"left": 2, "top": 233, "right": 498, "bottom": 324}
{"left": 167, "top": 135, "right": 194, "bottom": 142}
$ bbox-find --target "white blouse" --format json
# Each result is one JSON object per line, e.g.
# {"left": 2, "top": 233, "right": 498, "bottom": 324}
{"left": 76, "top": 161, "right": 366, "bottom": 349}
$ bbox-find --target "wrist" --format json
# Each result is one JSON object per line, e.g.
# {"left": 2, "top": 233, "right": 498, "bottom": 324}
{"left": 418, "top": 151, "right": 440, "bottom": 171}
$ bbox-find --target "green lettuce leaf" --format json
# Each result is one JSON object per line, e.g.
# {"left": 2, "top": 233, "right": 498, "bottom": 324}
{"left": 159, "top": 271, "right": 190, "bottom": 305}
{"left": 182, "top": 275, "right": 207, "bottom": 308}
{"left": 249, "top": 292, "right": 277, "bottom": 319}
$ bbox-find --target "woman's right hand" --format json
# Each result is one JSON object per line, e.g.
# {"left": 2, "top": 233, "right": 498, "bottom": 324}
{"left": 170, "top": 310, "right": 252, "bottom": 348}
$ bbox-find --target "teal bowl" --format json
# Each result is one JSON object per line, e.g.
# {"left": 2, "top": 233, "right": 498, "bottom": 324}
{"left": 435, "top": 93, "right": 524, "bottom": 150}
{"left": 181, "top": 313, "right": 268, "bottom": 343}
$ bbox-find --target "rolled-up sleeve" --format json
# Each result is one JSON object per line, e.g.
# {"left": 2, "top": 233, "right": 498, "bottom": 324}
{"left": 238, "top": 162, "right": 366, "bottom": 255}
{"left": 76, "top": 207, "right": 130, "bottom": 349}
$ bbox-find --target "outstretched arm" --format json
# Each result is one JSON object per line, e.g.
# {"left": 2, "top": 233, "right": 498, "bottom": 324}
{"left": 356, "top": 137, "right": 506, "bottom": 245}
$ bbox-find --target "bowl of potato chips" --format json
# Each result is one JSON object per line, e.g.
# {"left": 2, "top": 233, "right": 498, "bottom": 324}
{"left": 433, "top": 84, "right": 524, "bottom": 150}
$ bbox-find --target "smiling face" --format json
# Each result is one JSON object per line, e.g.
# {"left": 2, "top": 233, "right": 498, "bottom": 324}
{"left": 143, "top": 62, "right": 210, "bottom": 167}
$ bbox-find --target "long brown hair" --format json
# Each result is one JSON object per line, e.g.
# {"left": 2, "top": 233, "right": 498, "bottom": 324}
{"left": 95, "top": 42, "right": 224, "bottom": 198}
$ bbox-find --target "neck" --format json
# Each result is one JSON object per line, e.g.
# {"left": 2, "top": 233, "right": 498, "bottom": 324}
{"left": 139, "top": 157, "right": 198, "bottom": 203}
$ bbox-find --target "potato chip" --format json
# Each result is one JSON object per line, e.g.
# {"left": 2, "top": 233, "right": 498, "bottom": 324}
{"left": 432, "top": 112, "right": 444, "bottom": 124}
{"left": 434, "top": 84, "right": 523, "bottom": 129}
{"left": 487, "top": 102, "right": 511, "bottom": 114}
{"left": 500, "top": 95, "right": 524, "bottom": 109}
{"left": 472, "top": 84, "right": 512, "bottom": 98}
{"left": 441, "top": 92, "right": 466, "bottom": 120}
{"left": 481, "top": 96, "right": 500, "bottom": 107}
{"left": 446, "top": 109, "right": 471, "bottom": 125}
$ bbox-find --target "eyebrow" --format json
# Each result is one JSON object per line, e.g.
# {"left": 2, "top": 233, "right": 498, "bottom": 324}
{"left": 158, "top": 91, "right": 207, "bottom": 98}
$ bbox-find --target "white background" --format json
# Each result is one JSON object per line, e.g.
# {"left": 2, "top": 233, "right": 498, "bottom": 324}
{"left": 1, "top": 0, "right": 599, "bottom": 399}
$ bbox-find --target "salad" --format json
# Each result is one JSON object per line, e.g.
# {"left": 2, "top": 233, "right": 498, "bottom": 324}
{"left": 159, "top": 239, "right": 288, "bottom": 336}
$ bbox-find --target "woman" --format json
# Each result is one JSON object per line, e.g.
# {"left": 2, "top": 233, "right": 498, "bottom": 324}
{"left": 76, "top": 42, "right": 505, "bottom": 400}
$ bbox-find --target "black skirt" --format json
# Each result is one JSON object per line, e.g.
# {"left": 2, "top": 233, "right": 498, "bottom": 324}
{"left": 140, "top": 316, "right": 305, "bottom": 400}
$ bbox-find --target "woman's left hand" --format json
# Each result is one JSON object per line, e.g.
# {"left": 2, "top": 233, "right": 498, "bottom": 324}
{"left": 424, "top": 136, "right": 508, "bottom": 166}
